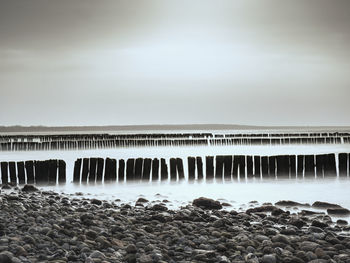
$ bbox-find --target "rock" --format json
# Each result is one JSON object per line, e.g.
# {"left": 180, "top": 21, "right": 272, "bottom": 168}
{"left": 1, "top": 185, "right": 11, "bottom": 190}
{"left": 193, "top": 197, "right": 222, "bottom": 210}
{"left": 138, "top": 254, "right": 153, "bottom": 263}
{"left": 311, "top": 220, "right": 328, "bottom": 228}
{"left": 91, "top": 199, "right": 102, "bottom": 205}
{"left": 300, "top": 241, "right": 320, "bottom": 252}
{"left": 275, "top": 200, "right": 309, "bottom": 207}
{"left": 0, "top": 253, "right": 12, "bottom": 263}
{"left": 90, "top": 250, "right": 105, "bottom": 259}
{"left": 151, "top": 204, "right": 168, "bottom": 211}
{"left": 21, "top": 185, "right": 38, "bottom": 192}
{"left": 288, "top": 218, "right": 306, "bottom": 228}
{"left": 261, "top": 254, "right": 276, "bottom": 263}
{"left": 136, "top": 198, "right": 149, "bottom": 203}
{"left": 312, "top": 201, "right": 342, "bottom": 209}
{"left": 271, "top": 234, "right": 290, "bottom": 244}
{"left": 336, "top": 219, "right": 348, "bottom": 225}
{"left": 327, "top": 207, "right": 350, "bottom": 215}
{"left": 126, "top": 244, "right": 137, "bottom": 254}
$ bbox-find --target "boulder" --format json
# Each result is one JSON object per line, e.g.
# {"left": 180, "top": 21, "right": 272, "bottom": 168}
{"left": 193, "top": 197, "right": 222, "bottom": 210}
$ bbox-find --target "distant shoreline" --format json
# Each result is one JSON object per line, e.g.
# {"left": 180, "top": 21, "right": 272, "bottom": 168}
{"left": 1, "top": 124, "right": 350, "bottom": 134}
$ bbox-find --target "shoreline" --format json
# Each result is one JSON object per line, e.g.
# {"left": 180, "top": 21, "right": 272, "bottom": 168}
{"left": 1, "top": 185, "right": 350, "bottom": 263}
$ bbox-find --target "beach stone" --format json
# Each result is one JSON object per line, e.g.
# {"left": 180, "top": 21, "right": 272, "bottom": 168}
{"left": 91, "top": 199, "right": 102, "bottom": 205}
{"left": 311, "top": 220, "right": 328, "bottom": 228}
{"left": 312, "top": 201, "right": 342, "bottom": 209}
{"left": 0, "top": 253, "right": 11, "bottom": 263}
{"left": 21, "top": 185, "right": 38, "bottom": 192}
{"left": 193, "top": 197, "right": 222, "bottom": 210}
{"left": 126, "top": 244, "right": 137, "bottom": 254}
{"left": 275, "top": 200, "right": 309, "bottom": 207}
{"left": 90, "top": 250, "right": 105, "bottom": 259}
{"left": 336, "top": 219, "right": 348, "bottom": 225}
{"left": 327, "top": 207, "right": 350, "bottom": 215}
{"left": 261, "top": 254, "right": 276, "bottom": 263}
{"left": 136, "top": 198, "right": 149, "bottom": 203}
{"left": 301, "top": 241, "right": 320, "bottom": 252}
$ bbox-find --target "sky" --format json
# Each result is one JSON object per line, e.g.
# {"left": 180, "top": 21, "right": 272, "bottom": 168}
{"left": 0, "top": 0, "right": 350, "bottom": 127}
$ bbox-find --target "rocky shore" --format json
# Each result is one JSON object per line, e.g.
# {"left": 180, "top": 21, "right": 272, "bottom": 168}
{"left": 0, "top": 185, "right": 350, "bottom": 263}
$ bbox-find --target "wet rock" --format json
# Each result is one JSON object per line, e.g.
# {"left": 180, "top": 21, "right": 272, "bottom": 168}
{"left": 261, "top": 254, "right": 276, "bottom": 263}
{"left": 91, "top": 199, "right": 102, "bottom": 205}
{"left": 136, "top": 198, "right": 149, "bottom": 203}
{"left": 327, "top": 207, "right": 350, "bottom": 215}
{"left": 0, "top": 252, "right": 12, "bottom": 263}
{"left": 312, "top": 201, "right": 342, "bottom": 209}
{"left": 21, "top": 185, "right": 38, "bottom": 192}
{"left": 311, "top": 220, "right": 328, "bottom": 228}
{"left": 275, "top": 200, "right": 309, "bottom": 207}
{"left": 192, "top": 197, "right": 222, "bottom": 210}
{"left": 336, "top": 219, "right": 348, "bottom": 225}
{"left": 126, "top": 244, "right": 137, "bottom": 254}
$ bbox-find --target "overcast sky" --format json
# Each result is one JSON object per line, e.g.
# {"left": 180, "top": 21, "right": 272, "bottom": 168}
{"left": 1, "top": 0, "right": 349, "bottom": 126}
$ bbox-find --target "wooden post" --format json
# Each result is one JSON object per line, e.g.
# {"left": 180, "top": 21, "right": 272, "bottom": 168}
{"left": 196, "top": 157, "right": 203, "bottom": 180}
{"left": 206, "top": 156, "right": 214, "bottom": 181}
{"left": 104, "top": 158, "right": 117, "bottom": 182}
{"left": 254, "top": 156, "right": 261, "bottom": 177}
{"left": 188, "top": 157, "right": 196, "bottom": 180}
{"left": 170, "top": 158, "right": 177, "bottom": 181}
{"left": 9, "top": 161, "right": 17, "bottom": 184}
{"left": 152, "top": 158, "right": 159, "bottom": 181}
{"left": 58, "top": 160, "right": 66, "bottom": 184}
{"left": 135, "top": 158, "right": 143, "bottom": 180}
{"left": 25, "top": 161, "right": 35, "bottom": 184}
{"left": 160, "top": 158, "right": 168, "bottom": 181}
{"left": 89, "top": 158, "right": 97, "bottom": 183}
{"left": 142, "top": 158, "right": 152, "bottom": 181}
{"left": 126, "top": 158, "right": 135, "bottom": 180}
{"left": 73, "top": 158, "right": 82, "bottom": 183}
{"left": 118, "top": 159, "right": 125, "bottom": 182}
{"left": 176, "top": 158, "right": 184, "bottom": 180}
{"left": 96, "top": 158, "right": 104, "bottom": 182}
{"left": 224, "top": 156, "right": 233, "bottom": 180}
{"left": 1, "top": 162, "right": 9, "bottom": 184}
{"left": 48, "top": 159, "right": 58, "bottom": 185}
{"left": 215, "top": 155, "right": 224, "bottom": 180}
{"left": 82, "top": 158, "right": 89, "bottom": 183}
{"left": 246, "top": 156, "right": 253, "bottom": 178}
{"left": 17, "top": 162, "right": 25, "bottom": 184}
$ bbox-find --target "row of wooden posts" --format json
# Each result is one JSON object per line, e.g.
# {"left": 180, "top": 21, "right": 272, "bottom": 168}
{"left": 1, "top": 154, "right": 349, "bottom": 185}
{"left": 0, "top": 160, "right": 66, "bottom": 185}
{"left": 72, "top": 153, "right": 349, "bottom": 184}
{"left": 1, "top": 137, "right": 349, "bottom": 151}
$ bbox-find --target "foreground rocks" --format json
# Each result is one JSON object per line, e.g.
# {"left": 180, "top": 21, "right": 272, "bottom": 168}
{"left": 0, "top": 187, "right": 350, "bottom": 263}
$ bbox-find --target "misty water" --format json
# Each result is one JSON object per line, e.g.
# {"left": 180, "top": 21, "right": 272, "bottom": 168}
{"left": 1, "top": 140, "right": 350, "bottom": 222}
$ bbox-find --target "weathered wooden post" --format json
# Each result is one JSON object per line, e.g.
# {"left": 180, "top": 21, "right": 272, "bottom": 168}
{"left": 160, "top": 158, "right": 168, "bottom": 181}
{"left": 254, "top": 156, "right": 261, "bottom": 177}
{"left": 246, "top": 156, "right": 253, "bottom": 178}
{"left": 304, "top": 155, "right": 315, "bottom": 177}
{"left": 73, "top": 158, "right": 82, "bottom": 183}
{"left": 206, "top": 156, "right": 214, "bottom": 181}
{"left": 188, "top": 157, "right": 196, "bottom": 180}
{"left": 297, "top": 155, "right": 304, "bottom": 178}
{"left": 89, "top": 158, "right": 97, "bottom": 183}
{"left": 118, "top": 159, "right": 125, "bottom": 182}
{"left": 261, "top": 156, "right": 269, "bottom": 177}
{"left": 96, "top": 158, "right": 104, "bottom": 182}
{"left": 48, "top": 159, "right": 58, "bottom": 185}
{"left": 196, "top": 157, "right": 203, "bottom": 180}
{"left": 25, "top": 161, "right": 35, "bottom": 184}
{"left": 176, "top": 158, "right": 185, "bottom": 180}
{"left": 9, "top": 161, "right": 17, "bottom": 184}
{"left": 276, "top": 155, "right": 289, "bottom": 178}
{"left": 324, "top": 154, "right": 336, "bottom": 177}
{"left": 135, "top": 158, "right": 143, "bottom": 180}
{"left": 215, "top": 155, "right": 224, "bottom": 180}
{"left": 268, "top": 156, "right": 276, "bottom": 178}
{"left": 17, "top": 162, "right": 25, "bottom": 184}
{"left": 224, "top": 156, "right": 233, "bottom": 179}
{"left": 152, "top": 158, "right": 159, "bottom": 181}
{"left": 126, "top": 158, "right": 135, "bottom": 181}
{"left": 104, "top": 158, "right": 117, "bottom": 182}
{"left": 82, "top": 158, "right": 89, "bottom": 183}
{"left": 290, "top": 155, "right": 296, "bottom": 177}
{"left": 58, "top": 160, "right": 66, "bottom": 184}
{"left": 1, "top": 162, "right": 9, "bottom": 184}
{"left": 339, "top": 153, "right": 348, "bottom": 177}
{"left": 170, "top": 158, "right": 177, "bottom": 180}
{"left": 142, "top": 158, "right": 151, "bottom": 181}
